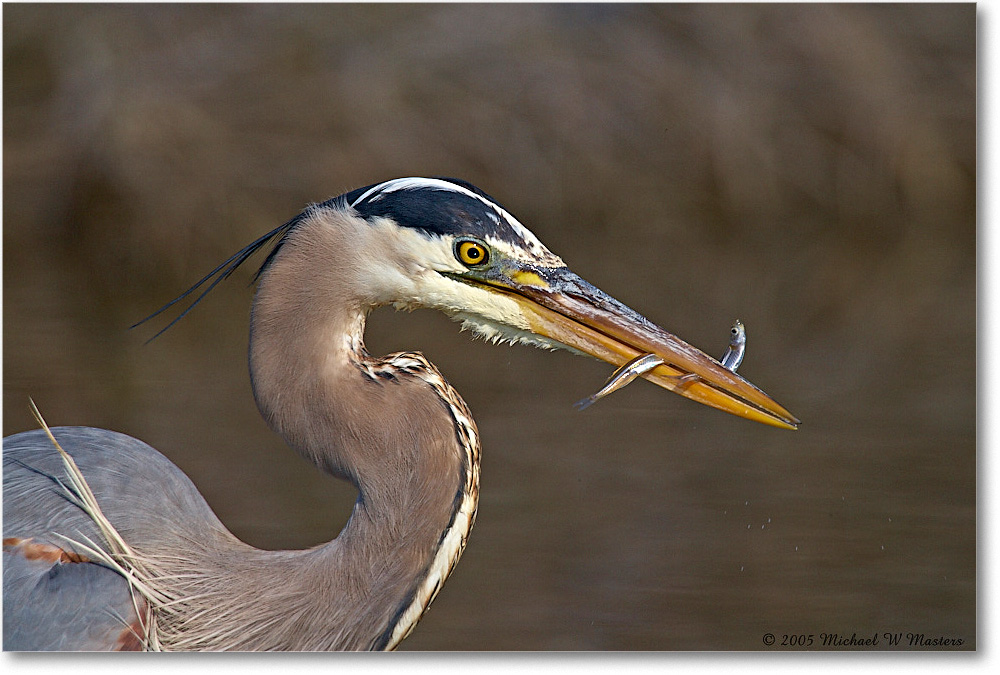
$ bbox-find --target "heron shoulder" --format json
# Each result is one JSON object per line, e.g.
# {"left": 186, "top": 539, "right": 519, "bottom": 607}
{"left": 3, "top": 427, "right": 230, "bottom": 551}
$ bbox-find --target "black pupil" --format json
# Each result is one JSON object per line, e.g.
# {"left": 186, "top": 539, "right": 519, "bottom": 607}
{"left": 467, "top": 246, "right": 481, "bottom": 260}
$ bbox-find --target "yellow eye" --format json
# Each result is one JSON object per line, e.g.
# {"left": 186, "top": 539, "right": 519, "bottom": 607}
{"left": 456, "top": 240, "right": 489, "bottom": 266}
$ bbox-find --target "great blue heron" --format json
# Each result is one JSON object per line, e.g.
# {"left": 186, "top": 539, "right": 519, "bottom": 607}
{"left": 3, "top": 177, "right": 798, "bottom": 650}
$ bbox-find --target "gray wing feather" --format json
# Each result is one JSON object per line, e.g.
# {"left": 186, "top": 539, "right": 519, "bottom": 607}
{"left": 3, "top": 547, "right": 138, "bottom": 650}
{"left": 3, "top": 427, "right": 231, "bottom": 650}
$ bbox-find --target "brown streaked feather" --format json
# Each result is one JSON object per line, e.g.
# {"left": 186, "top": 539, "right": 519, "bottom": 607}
{"left": 3, "top": 537, "right": 91, "bottom": 564}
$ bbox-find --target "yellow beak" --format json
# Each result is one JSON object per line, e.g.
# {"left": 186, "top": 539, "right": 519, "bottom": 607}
{"left": 472, "top": 265, "right": 799, "bottom": 430}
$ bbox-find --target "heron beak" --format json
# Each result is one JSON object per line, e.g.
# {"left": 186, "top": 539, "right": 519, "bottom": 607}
{"left": 479, "top": 266, "right": 799, "bottom": 429}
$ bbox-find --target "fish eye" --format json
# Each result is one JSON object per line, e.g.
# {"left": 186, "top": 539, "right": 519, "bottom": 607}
{"left": 456, "top": 240, "right": 489, "bottom": 267}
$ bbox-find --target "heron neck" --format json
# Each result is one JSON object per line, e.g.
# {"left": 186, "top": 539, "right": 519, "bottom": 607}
{"left": 240, "top": 210, "right": 479, "bottom": 649}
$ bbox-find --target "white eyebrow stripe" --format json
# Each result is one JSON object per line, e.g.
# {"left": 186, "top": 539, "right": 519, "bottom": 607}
{"left": 349, "top": 177, "right": 549, "bottom": 253}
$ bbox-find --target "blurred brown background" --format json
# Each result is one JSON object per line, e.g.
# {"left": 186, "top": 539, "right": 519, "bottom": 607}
{"left": 3, "top": 3, "right": 975, "bottom": 650}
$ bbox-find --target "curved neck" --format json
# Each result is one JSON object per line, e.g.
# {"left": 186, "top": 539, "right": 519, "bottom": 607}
{"left": 220, "top": 209, "right": 478, "bottom": 649}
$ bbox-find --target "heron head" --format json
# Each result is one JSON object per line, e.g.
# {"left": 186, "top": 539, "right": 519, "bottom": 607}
{"left": 339, "top": 177, "right": 797, "bottom": 429}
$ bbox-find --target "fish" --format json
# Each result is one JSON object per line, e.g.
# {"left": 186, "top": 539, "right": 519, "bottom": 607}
{"left": 575, "top": 319, "right": 747, "bottom": 409}
{"left": 574, "top": 353, "right": 665, "bottom": 410}
{"left": 720, "top": 319, "right": 746, "bottom": 372}
{"left": 676, "top": 319, "right": 746, "bottom": 384}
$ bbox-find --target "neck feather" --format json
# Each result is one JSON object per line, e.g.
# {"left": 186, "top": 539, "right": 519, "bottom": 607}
{"left": 163, "top": 208, "right": 480, "bottom": 650}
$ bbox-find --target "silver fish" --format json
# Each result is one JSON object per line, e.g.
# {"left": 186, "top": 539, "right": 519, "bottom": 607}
{"left": 574, "top": 353, "right": 665, "bottom": 410}
{"left": 720, "top": 319, "right": 746, "bottom": 372}
{"left": 676, "top": 319, "right": 747, "bottom": 385}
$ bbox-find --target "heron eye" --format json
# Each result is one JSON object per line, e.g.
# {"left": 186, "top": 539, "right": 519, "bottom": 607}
{"left": 456, "top": 240, "right": 489, "bottom": 267}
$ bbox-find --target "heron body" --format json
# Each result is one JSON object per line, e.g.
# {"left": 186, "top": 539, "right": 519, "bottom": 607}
{"left": 3, "top": 177, "right": 797, "bottom": 650}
